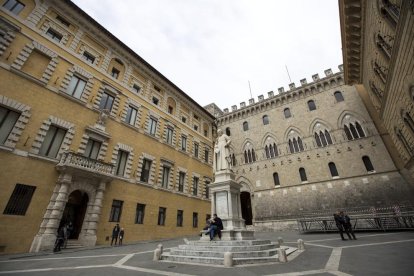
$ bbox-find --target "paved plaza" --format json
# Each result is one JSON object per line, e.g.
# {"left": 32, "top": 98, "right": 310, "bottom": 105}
{"left": 0, "top": 231, "right": 413, "bottom": 276}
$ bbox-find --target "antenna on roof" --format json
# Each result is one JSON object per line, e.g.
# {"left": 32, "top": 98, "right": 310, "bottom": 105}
{"left": 285, "top": 65, "right": 292, "bottom": 83}
{"left": 248, "top": 81, "right": 253, "bottom": 99}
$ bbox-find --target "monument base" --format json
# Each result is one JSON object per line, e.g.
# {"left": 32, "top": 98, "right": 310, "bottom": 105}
{"left": 200, "top": 229, "right": 255, "bottom": 241}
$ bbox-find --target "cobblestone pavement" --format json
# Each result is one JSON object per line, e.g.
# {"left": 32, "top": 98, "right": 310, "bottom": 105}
{"left": 0, "top": 231, "right": 413, "bottom": 275}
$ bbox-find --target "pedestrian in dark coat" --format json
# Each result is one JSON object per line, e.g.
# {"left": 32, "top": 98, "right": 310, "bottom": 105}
{"left": 341, "top": 211, "right": 357, "bottom": 240}
{"left": 111, "top": 224, "right": 120, "bottom": 246}
{"left": 118, "top": 228, "right": 125, "bottom": 246}
{"left": 54, "top": 227, "right": 65, "bottom": 252}
{"left": 209, "top": 214, "right": 223, "bottom": 241}
{"left": 334, "top": 211, "right": 350, "bottom": 240}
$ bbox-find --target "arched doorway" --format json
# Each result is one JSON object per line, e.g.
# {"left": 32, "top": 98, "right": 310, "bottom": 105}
{"left": 60, "top": 190, "right": 89, "bottom": 239}
{"left": 240, "top": 191, "right": 253, "bottom": 225}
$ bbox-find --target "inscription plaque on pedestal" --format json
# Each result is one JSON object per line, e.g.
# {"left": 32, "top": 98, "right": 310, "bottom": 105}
{"left": 215, "top": 191, "right": 228, "bottom": 217}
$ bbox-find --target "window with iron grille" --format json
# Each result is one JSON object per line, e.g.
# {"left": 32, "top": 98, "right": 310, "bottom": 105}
{"left": 3, "top": 184, "right": 36, "bottom": 216}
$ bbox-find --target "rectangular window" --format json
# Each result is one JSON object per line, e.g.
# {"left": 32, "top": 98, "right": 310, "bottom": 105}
{"left": 149, "top": 117, "right": 157, "bottom": 136}
{"left": 56, "top": 15, "right": 70, "bottom": 27}
{"left": 154, "top": 85, "right": 161, "bottom": 92}
{"left": 135, "top": 203, "right": 145, "bottom": 224}
{"left": 181, "top": 116, "right": 186, "bottom": 123}
{"left": 2, "top": 0, "right": 25, "bottom": 15}
{"left": 109, "top": 200, "right": 123, "bottom": 222}
{"left": 168, "top": 106, "right": 173, "bottom": 114}
{"left": 178, "top": 172, "right": 185, "bottom": 192}
{"left": 111, "top": 67, "right": 120, "bottom": 79}
{"left": 204, "top": 149, "right": 209, "bottom": 163}
{"left": 177, "top": 210, "right": 183, "bottom": 227}
{"left": 140, "top": 159, "right": 152, "bottom": 183}
{"left": 152, "top": 97, "right": 159, "bottom": 105}
{"left": 194, "top": 143, "right": 199, "bottom": 158}
{"left": 46, "top": 28, "right": 63, "bottom": 42}
{"left": 66, "top": 75, "right": 86, "bottom": 99}
{"left": 161, "top": 166, "right": 170, "bottom": 188}
{"left": 3, "top": 184, "right": 36, "bottom": 216}
{"left": 115, "top": 150, "right": 129, "bottom": 177}
{"left": 194, "top": 125, "right": 198, "bottom": 131}
{"left": 193, "top": 177, "right": 199, "bottom": 196}
{"left": 132, "top": 84, "right": 141, "bottom": 93}
{"left": 99, "top": 92, "right": 115, "bottom": 111}
{"left": 193, "top": 212, "right": 198, "bottom": 228}
{"left": 39, "top": 125, "right": 66, "bottom": 158}
{"left": 205, "top": 181, "right": 210, "bottom": 199}
{"left": 84, "top": 139, "right": 101, "bottom": 160}
{"left": 158, "top": 207, "right": 166, "bottom": 226}
{"left": 0, "top": 106, "right": 20, "bottom": 144}
{"left": 125, "top": 106, "right": 138, "bottom": 126}
{"left": 82, "top": 51, "right": 95, "bottom": 64}
{"left": 166, "top": 128, "right": 173, "bottom": 144}
{"left": 181, "top": 136, "right": 187, "bottom": 151}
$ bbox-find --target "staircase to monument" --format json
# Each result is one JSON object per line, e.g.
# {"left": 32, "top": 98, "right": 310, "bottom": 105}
{"left": 161, "top": 239, "right": 297, "bottom": 265}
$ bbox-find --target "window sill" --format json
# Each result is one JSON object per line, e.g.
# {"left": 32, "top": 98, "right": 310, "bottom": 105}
{"left": 0, "top": 144, "right": 14, "bottom": 152}
{"left": 28, "top": 153, "right": 59, "bottom": 164}
{"left": 332, "top": 176, "right": 340, "bottom": 179}
{"left": 367, "top": 170, "right": 376, "bottom": 174}
{"left": 57, "top": 90, "right": 87, "bottom": 106}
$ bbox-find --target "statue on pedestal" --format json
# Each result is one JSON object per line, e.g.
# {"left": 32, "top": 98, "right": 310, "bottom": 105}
{"left": 213, "top": 129, "right": 231, "bottom": 172}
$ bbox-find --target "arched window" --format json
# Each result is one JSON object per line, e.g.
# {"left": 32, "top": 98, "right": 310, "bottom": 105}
{"left": 376, "top": 33, "right": 392, "bottom": 59}
{"left": 288, "top": 140, "right": 294, "bottom": 153}
{"left": 315, "top": 130, "right": 333, "bottom": 147}
{"left": 355, "top": 122, "right": 365, "bottom": 137}
{"left": 273, "top": 173, "right": 280, "bottom": 186}
{"left": 251, "top": 149, "right": 256, "bottom": 162}
{"left": 225, "top": 127, "right": 231, "bottom": 136}
{"left": 299, "top": 167, "right": 307, "bottom": 182}
{"left": 231, "top": 153, "right": 237, "bottom": 166}
{"left": 243, "top": 121, "right": 249, "bottom": 131}
{"left": 262, "top": 115, "right": 269, "bottom": 125}
{"left": 403, "top": 112, "right": 414, "bottom": 134}
{"left": 325, "top": 130, "right": 333, "bottom": 144}
{"left": 396, "top": 129, "right": 413, "bottom": 156}
{"left": 329, "top": 162, "right": 339, "bottom": 177}
{"left": 244, "top": 151, "right": 248, "bottom": 164}
{"left": 265, "top": 143, "right": 278, "bottom": 159}
{"left": 373, "top": 61, "right": 387, "bottom": 84}
{"left": 307, "top": 100, "right": 316, "bottom": 111}
{"left": 288, "top": 137, "right": 304, "bottom": 153}
{"left": 315, "top": 133, "right": 322, "bottom": 147}
{"left": 298, "top": 137, "right": 304, "bottom": 151}
{"left": 284, "top": 108, "right": 291, "bottom": 119}
{"left": 379, "top": 0, "right": 400, "bottom": 27}
{"left": 334, "top": 91, "right": 344, "bottom": 102}
{"left": 362, "top": 156, "right": 375, "bottom": 172}
{"left": 344, "top": 125, "right": 353, "bottom": 140}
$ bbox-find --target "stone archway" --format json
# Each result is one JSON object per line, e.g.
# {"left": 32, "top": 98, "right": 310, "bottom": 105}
{"left": 240, "top": 191, "right": 253, "bottom": 225}
{"left": 60, "top": 190, "right": 89, "bottom": 239}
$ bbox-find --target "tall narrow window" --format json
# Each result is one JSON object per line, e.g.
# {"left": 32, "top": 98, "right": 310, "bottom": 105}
{"left": 262, "top": 115, "right": 269, "bottom": 125}
{"left": 148, "top": 117, "right": 157, "bottom": 136}
{"left": 307, "top": 100, "right": 316, "bottom": 111}
{"left": 3, "top": 184, "right": 36, "bottom": 216}
{"left": 288, "top": 140, "right": 294, "bottom": 153}
{"left": 2, "top": 0, "right": 25, "bottom": 15}
{"left": 109, "top": 200, "right": 123, "bottom": 222}
{"left": 284, "top": 108, "right": 291, "bottom": 118}
{"left": 329, "top": 162, "right": 339, "bottom": 177}
{"left": 99, "top": 92, "right": 115, "bottom": 111}
{"left": 125, "top": 106, "right": 138, "bottom": 126}
{"left": 193, "top": 177, "right": 199, "bottom": 196}
{"left": 115, "top": 150, "right": 129, "bottom": 177}
{"left": 194, "top": 143, "right": 199, "bottom": 158}
{"left": 84, "top": 139, "right": 101, "bottom": 159}
{"left": 403, "top": 112, "right": 414, "bottom": 134}
{"left": 355, "top": 122, "right": 365, "bottom": 137}
{"left": 320, "top": 131, "right": 327, "bottom": 146}
{"left": 135, "top": 203, "right": 145, "bottom": 224}
{"left": 299, "top": 167, "right": 307, "bottom": 182}
{"left": 350, "top": 123, "right": 359, "bottom": 138}
{"left": 298, "top": 137, "right": 304, "bottom": 151}
{"left": 273, "top": 173, "right": 280, "bottom": 186}
{"left": 251, "top": 149, "right": 256, "bottom": 162}
{"left": 231, "top": 153, "right": 236, "bottom": 166}
{"left": 315, "top": 133, "right": 322, "bottom": 147}
{"left": 39, "top": 125, "right": 66, "bottom": 158}
{"left": 205, "top": 181, "right": 210, "bottom": 199}
{"left": 140, "top": 159, "right": 152, "bottom": 183}
{"left": 66, "top": 75, "right": 86, "bottom": 99}
{"left": 177, "top": 210, "right": 183, "bottom": 227}
{"left": 166, "top": 127, "right": 173, "bottom": 144}
{"left": 362, "top": 156, "right": 375, "bottom": 172}
{"left": 225, "top": 127, "right": 231, "bottom": 136}
{"left": 193, "top": 212, "right": 198, "bottom": 228}
{"left": 181, "top": 135, "right": 187, "bottom": 151}
{"left": 334, "top": 91, "right": 344, "bottom": 102}
{"left": 178, "top": 172, "right": 185, "bottom": 192}
{"left": 158, "top": 207, "right": 166, "bottom": 226}
{"left": 204, "top": 149, "right": 209, "bottom": 163}
{"left": 161, "top": 166, "right": 170, "bottom": 188}
{"left": 243, "top": 121, "right": 249, "bottom": 131}
{"left": 168, "top": 105, "right": 173, "bottom": 114}
{"left": 325, "top": 130, "right": 333, "bottom": 144}
{"left": 0, "top": 106, "right": 20, "bottom": 144}
{"left": 344, "top": 125, "right": 353, "bottom": 140}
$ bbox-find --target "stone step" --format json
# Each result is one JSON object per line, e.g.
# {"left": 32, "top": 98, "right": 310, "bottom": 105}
{"left": 187, "top": 239, "right": 272, "bottom": 246}
{"left": 178, "top": 243, "right": 278, "bottom": 252}
{"left": 169, "top": 248, "right": 278, "bottom": 258}
{"left": 161, "top": 253, "right": 281, "bottom": 265}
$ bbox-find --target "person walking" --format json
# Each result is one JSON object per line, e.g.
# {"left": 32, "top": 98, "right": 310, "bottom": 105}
{"left": 54, "top": 226, "right": 65, "bottom": 252}
{"left": 342, "top": 211, "right": 357, "bottom": 240}
{"left": 333, "top": 210, "right": 349, "bottom": 240}
{"left": 111, "top": 224, "right": 120, "bottom": 246}
{"left": 118, "top": 228, "right": 125, "bottom": 246}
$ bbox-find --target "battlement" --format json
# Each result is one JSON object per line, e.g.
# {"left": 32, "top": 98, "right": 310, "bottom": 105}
{"left": 220, "top": 65, "right": 344, "bottom": 116}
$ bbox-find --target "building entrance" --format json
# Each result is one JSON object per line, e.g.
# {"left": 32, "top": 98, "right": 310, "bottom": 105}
{"left": 60, "top": 190, "right": 89, "bottom": 239}
{"left": 240, "top": 191, "right": 253, "bottom": 225}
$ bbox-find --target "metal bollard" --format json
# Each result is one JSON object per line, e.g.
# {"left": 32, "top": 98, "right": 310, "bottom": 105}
{"left": 224, "top": 252, "right": 233, "bottom": 267}
{"left": 277, "top": 248, "right": 287, "bottom": 263}
{"left": 297, "top": 239, "right": 305, "bottom": 251}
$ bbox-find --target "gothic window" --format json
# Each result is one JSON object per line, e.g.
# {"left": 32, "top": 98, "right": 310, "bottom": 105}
{"left": 315, "top": 130, "right": 333, "bottom": 147}
{"left": 396, "top": 128, "right": 413, "bottom": 156}
{"left": 379, "top": 0, "right": 400, "bottom": 27}
{"left": 244, "top": 149, "right": 256, "bottom": 164}
{"left": 362, "top": 156, "right": 375, "bottom": 172}
{"left": 299, "top": 167, "right": 307, "bottom": 182}
{"left": 329, "top": 162, "right": 339, "bottom": 177}
{"left": 403, "top": 112, "right": 414, "bottom": 134}
{"left": 376, "top": 33, "right": 392, "bottom": 59}
{"left": 334, "top": 91, "right": 344, "bottom": 102}
{"left": 344, "top": 125, "right": 353, "bottom": 140}
{"left": 373, "top": 61, "right": 387, "bottom": 84}
{"left": 265, "top": 140, "right": 278, "bottom": 159}
{"left": 284, "top": 108, "right": 291, "bottom": 119}
{"left": 325, "top": 130, "right": 333, "bottom": 144}
{"left": 344, "top": 122, "right": 365, "bottom": 140}
{"left": 273, "top": 172, "right": 280, "bottom": 186}
{"left": 243, "top": 121, "right": 249, "bottom": 131}
{"left": 225, "top": 127, "right": 231, "bottom": 136}
{"left": 307, "top": 100, "right": 316, "bottom": 111}
{"left": 262, "top": 115, "right": 269, "bottom": 125}
{"left": 355, "top": 122, "right": 366, "bottom": 138}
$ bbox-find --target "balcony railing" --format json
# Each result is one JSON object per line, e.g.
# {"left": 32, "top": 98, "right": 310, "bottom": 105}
{"left": 57, "top": 151, "right": 115, "bottom": 176}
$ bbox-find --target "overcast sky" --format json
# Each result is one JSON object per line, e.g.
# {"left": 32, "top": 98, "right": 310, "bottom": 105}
{"left": 72, "top": 0, "right": 343, "bottom": 110}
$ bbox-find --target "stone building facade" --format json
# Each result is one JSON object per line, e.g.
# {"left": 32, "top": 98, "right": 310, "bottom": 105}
{"left": 0, "top": 0, "right": 214, "bottom": 254}
{"left": 339, "top": 0, "right": 414, "bottom": 181}
{"left": 213, "top": 68, "right": 414, "bottom": 230}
